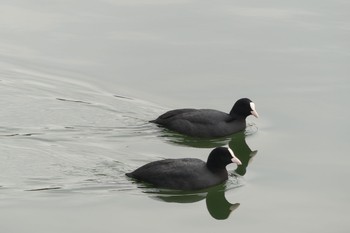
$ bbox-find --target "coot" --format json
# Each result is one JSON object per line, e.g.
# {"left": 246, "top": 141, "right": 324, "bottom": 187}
{"left": 126, "top": 147, "right": 242, "bottom": 191}
{"left": 150, "top": 98, "right": 259, "bottom": 138}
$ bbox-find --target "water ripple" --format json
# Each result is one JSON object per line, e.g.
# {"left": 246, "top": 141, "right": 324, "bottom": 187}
{"left": 0, "top": 67, "right": 162, "bottom": 196}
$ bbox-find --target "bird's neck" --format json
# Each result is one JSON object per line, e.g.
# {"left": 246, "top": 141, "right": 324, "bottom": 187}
{"left": 229, "top": 110, "right": 246, "bottom": 119}
{"left": 206, "top": 161, "right": 227, "bottom": 172}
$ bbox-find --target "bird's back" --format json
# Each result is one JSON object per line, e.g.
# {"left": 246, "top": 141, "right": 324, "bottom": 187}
{"left": 126, "top": 158, "right": 227, "bottom": 190}
{"left": 151, "top": 109, "right": 242, "bottom": 138}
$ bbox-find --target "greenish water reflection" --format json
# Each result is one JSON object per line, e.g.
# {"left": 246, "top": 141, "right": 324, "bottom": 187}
{"left": 158, "top": 129, "right": 258, "bottom": 176}
{"left": 229, "top": 132, "right": 258, "bottom": 176}
{"left": 141, "top": 184, "right": 241, "bottom": 220}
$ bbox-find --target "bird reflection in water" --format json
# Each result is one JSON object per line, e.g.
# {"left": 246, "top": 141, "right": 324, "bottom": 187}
{"left": 140, "top": 183, "right": 241, "bottom": 220}
{"left": 159, "top": 129, "right": 258, "bottom": 176}
{"left": 229, "top": 131, "right": 258, "bottom": 176}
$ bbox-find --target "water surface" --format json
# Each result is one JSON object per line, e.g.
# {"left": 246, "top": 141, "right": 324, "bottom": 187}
{"left": 0, "top": 0, "right": 349, "bottom": 232}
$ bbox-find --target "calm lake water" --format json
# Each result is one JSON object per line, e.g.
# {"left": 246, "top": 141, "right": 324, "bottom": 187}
{"left": 1, "top": 0, "right": 349, "bottom": 232}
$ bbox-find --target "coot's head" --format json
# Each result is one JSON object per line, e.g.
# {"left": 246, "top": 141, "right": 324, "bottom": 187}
{"left": 229, "top": 98, "right": 259, "bottom": 118}
{"left": 207, "top": 147, "right": 242, "bottom": 171}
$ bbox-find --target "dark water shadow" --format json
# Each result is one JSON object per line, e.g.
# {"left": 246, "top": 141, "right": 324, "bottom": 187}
{"left": 157, "top": 129, "right": 258, "bottom": 176}
{"left": 158, "top": 128, "right": 231, "bottom": 148}
{"left": 156, "top": 122, "right": 258, "bottom": 148}
{"left": 229, "top": 132, "right": 258, "bottom": 176}
{"left": 139, "top": 183, "right": 241, "bottom": 220}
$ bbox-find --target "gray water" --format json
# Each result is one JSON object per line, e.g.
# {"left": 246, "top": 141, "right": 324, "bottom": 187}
{"left": 1, "top": 0, "right": 349, "bottom": 232}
